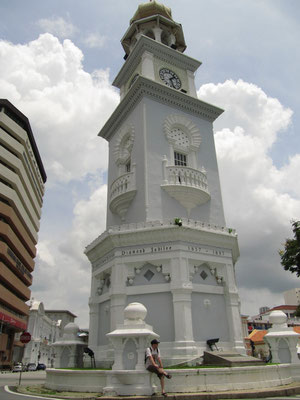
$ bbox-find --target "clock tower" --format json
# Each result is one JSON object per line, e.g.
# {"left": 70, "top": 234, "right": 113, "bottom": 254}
{"left": 86, "top": 1, "right": 244, "bottom": 366}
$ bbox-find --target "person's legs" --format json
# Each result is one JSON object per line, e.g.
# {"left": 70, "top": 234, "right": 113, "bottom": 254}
{"left": 158, "top": 367, "right": 172, "bottom": 379}
{"left": 147, "top": 366, "right": 168, "bottom": 395}
{"left": 160, "top": 375, "right": 166, "bottom": 395}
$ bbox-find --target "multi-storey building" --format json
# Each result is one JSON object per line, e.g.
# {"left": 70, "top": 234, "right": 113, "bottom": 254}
{"left": 22, "top": 301, "right": 76, "bottom": 368}
{"left": 0, "top": 99, "right": 46, "bottom": 369}
{"left": 45, "top": 309, "right": 77, "bottom": 337}
{"left": 284, "top": 288, "right": 300, "bottom": 306}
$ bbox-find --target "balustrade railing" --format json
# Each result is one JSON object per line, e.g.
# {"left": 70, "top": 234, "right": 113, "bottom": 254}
{"left": 164, "top": 165, "right": 208, "bottom": 191}
{"left": 110, "top": 171, "right": 136, "bottom": 203}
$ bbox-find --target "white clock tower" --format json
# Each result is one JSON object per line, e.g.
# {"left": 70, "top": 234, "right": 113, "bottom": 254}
{"left": 86, "top": 1, "right": 244, "bottom": 366}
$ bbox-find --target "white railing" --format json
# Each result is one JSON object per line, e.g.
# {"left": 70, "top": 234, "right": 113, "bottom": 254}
{"left": 110, "top": 171, "right": 135, "bottom": 203}
{"left": 163, "top": 165, "right": 208, "bottom": 191}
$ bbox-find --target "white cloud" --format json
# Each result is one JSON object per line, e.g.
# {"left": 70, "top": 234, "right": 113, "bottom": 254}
{"left": 34, "top": 185, "right": 107, "bottom": 327}
{"left": 36, "top": 241, "right": 55, "bottom": 267}
{"left": 198, "top": 80, "right": 300, "bottom": 315}
{"left": 37, "top": 17, "right": 77, "bottom": 38}
{"left": 83, "top": 33, "right": 107, "bottom": 49}
{"left": 0, "top": 34, "right": 119, "bottom": 185}
{"left": 59, "top": 184, "right": 108, "bottom": 265}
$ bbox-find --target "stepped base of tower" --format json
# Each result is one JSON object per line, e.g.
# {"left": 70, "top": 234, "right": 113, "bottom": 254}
{"left": 85, "top": 218, "right": 245, "bottom": 366}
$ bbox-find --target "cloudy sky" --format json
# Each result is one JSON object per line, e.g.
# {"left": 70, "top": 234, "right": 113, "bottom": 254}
{"left": 1, "top": 0, "right": 300, "bottom": 328}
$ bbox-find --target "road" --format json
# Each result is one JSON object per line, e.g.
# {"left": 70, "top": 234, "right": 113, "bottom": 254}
{"left": 0, "top": 370, "right": 48, "bottom": 400}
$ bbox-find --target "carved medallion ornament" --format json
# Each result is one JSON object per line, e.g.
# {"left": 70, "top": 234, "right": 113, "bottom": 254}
{"left": 114, "top": 124, "right": 135, "bottom": 165}
{"left": 163, "top": 114, "right": 201, "bottom": 152}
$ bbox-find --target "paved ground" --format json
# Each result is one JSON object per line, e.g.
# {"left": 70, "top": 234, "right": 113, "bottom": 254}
{"left": 0, "top": 371, "right": 46, "bottom": 400}
{"left": 2, "top": 371, "right": 300, "bottom": 399}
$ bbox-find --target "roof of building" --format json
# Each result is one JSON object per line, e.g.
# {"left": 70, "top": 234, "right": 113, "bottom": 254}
{"left": 45, "top": 310, "right": 77, "bottom": 318}
{"left": 130, "top": 1, "right": 173, "bottom": 24}
{"left": 248, "top": 329, "right": 268, "bottom": 343}
{"left": 270, "top": 305, "right": 297, "bottom": 311}
{"left": 247, "top": 326, "right": 300, "bottom": 343}
{"left": 0, "top": 99, "right": 47, "bottom": 183}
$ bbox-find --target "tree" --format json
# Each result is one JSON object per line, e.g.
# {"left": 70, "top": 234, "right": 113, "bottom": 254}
{"left": 279, "top": 221, "right": 300, "bottom": 276}
{"left": 295, "top": 304, "right": 300, "bottom": 318}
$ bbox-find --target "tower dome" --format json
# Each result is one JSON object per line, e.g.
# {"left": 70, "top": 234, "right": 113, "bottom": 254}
{"left": 121, "top": 1, "right": 186, "bottom": 55}
{"left": 130, "top": 1, "right": 173, "bottom": 24}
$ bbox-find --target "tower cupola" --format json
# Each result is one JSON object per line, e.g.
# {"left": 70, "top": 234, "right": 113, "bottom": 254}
{"left": 121, "top": 0, "right": 186, "bottom": 56}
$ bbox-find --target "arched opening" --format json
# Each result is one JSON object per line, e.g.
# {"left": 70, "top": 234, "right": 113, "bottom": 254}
{"left": 144, "top": 30, "right": 155, "bottom": 40}
{"left": 161, "top": 30, "right": 170, "bottom": 46}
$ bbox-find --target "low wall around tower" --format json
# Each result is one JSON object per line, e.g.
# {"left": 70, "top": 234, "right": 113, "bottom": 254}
{"left": 45, "top": 364, "right": 300, "bottom": 394}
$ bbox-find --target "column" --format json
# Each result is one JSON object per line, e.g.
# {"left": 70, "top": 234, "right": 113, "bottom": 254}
{"left": 88, "top": 302, "right": 99, "bottom": 350}
{"left": 187, "top": 70, "right": 197, "bottom": 98}
{"left": 110, "top": 261, "right": 127, "bottom": 331}
{"left": 172, "top": 287, "right": 194, "bottom": 343}
{"left": 152, "top": 27, "right": 162, "bottom": 42}
{"left": 224, "top": 262, "right": 245, "bottom": 354}
{"left": 141, "top": 51, "right": 155, "bottom": 80}
{"left": 170, "top": 256, "right": 197, "bottom": 357}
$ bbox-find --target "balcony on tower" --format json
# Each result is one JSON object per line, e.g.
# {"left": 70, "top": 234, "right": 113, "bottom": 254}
{"left": 109, "top": 163, "right": 136, "bottom": 221}
{"left": 161, "top": 156, "right": 210, "bottom": 216}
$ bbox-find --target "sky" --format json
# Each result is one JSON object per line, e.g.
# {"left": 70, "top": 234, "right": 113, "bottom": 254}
{"left": 0, "top": 0, "right": 300, "bottom": 328}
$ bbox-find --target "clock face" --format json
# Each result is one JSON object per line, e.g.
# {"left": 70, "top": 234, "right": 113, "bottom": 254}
{"left": 159, "top": 68, "right": 181, "bottom": 90}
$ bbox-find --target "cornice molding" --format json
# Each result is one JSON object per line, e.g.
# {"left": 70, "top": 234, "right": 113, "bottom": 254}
{"left": 85, "top": 219, "right": 239, "bottom": 264}
{"left": 99, "top": 77, "right": 223, "bottom": 140}
{"left": 113, "top": 35, "right": 201, "bottom": 89}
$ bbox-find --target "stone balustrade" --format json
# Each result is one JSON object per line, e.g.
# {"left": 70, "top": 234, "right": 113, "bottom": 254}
{"left": 110, "top": 171, "right": 136, "bottom": 203}
{"left": 109, "top": 167, "right": 137, "bottom": 220}
{"left": 164, "top": 165, "right": 208, "bottom": 191}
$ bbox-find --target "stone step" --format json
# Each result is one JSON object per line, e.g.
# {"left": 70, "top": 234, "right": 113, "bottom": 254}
{"left": 203, "top": 351, "right": 265, "bottom": 367}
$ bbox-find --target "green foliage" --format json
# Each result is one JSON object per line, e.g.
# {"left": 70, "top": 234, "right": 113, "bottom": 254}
{"left": 295, "top": 304, "right": 300, "bottom": 318}
{"left": 174, "top": 217, "right": 182, "bottom": 226}
{"left": 279, "top": 221, "right": 300, "bottom": 276}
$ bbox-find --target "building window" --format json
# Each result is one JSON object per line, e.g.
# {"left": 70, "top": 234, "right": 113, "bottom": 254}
{"left": 174, "top": 151, "right": 187, "bottom": 166}
{"left": 114, "top": 124, "right": 135, "bottom": 176}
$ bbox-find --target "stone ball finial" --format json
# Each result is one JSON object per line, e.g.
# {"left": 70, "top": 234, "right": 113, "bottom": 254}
{"left": 124, "top": 302, "right": 147, "bottom": 322}
{"left": 269, "top": 310, "right": 287, "bottom": 326}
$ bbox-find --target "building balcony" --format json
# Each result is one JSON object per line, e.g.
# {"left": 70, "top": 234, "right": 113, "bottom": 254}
{"left": 109, "top": 167, "right": 136, "bottom": 221}
{"left": 161, "top": 163, "right": 210, "bottom": 215}
{"left": 0, "top": 261, "right": 31, "bottom": 301}
{"left": 0, "top": 284, "right": 29, "bottom": 316}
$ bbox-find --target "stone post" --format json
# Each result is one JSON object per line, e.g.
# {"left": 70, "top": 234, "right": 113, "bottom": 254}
{"left": 264, "top": 310, "right": 300, "bottom": 364}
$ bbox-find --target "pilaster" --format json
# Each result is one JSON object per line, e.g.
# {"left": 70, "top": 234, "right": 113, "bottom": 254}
{"left": 224, "top": 263, "right": 245, "bottom": 353}
{"left": 110, "top": 261, "right": 127, "bottom": 331}
{"left": 172, "top": 287, "right": 194, "bottom": 342}
{"left": 141, "top": 51, "right": 155, "bottom": 80}
{"left": 88, "top": 302, "right": 99, "bottom": 350}
{"left": 187, "top": 70, "right": 197, "bottom": 98}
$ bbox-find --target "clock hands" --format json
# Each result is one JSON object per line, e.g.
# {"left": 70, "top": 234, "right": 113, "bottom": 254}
{"left": 164, "top": 73, "right": 177, "bottom": 88}
{"left": 159, "top": 68, "right": 181, "bottom": 90}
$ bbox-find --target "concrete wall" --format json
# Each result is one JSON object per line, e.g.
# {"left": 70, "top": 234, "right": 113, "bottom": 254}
{"left": 191, "top": 292, "right": 230, "bottom": 342}
{"left": 45, "top": 364, "right": 297, "bottom": 394}
{"left": 127, "top": 292, "right": 175, "bottom": 342}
